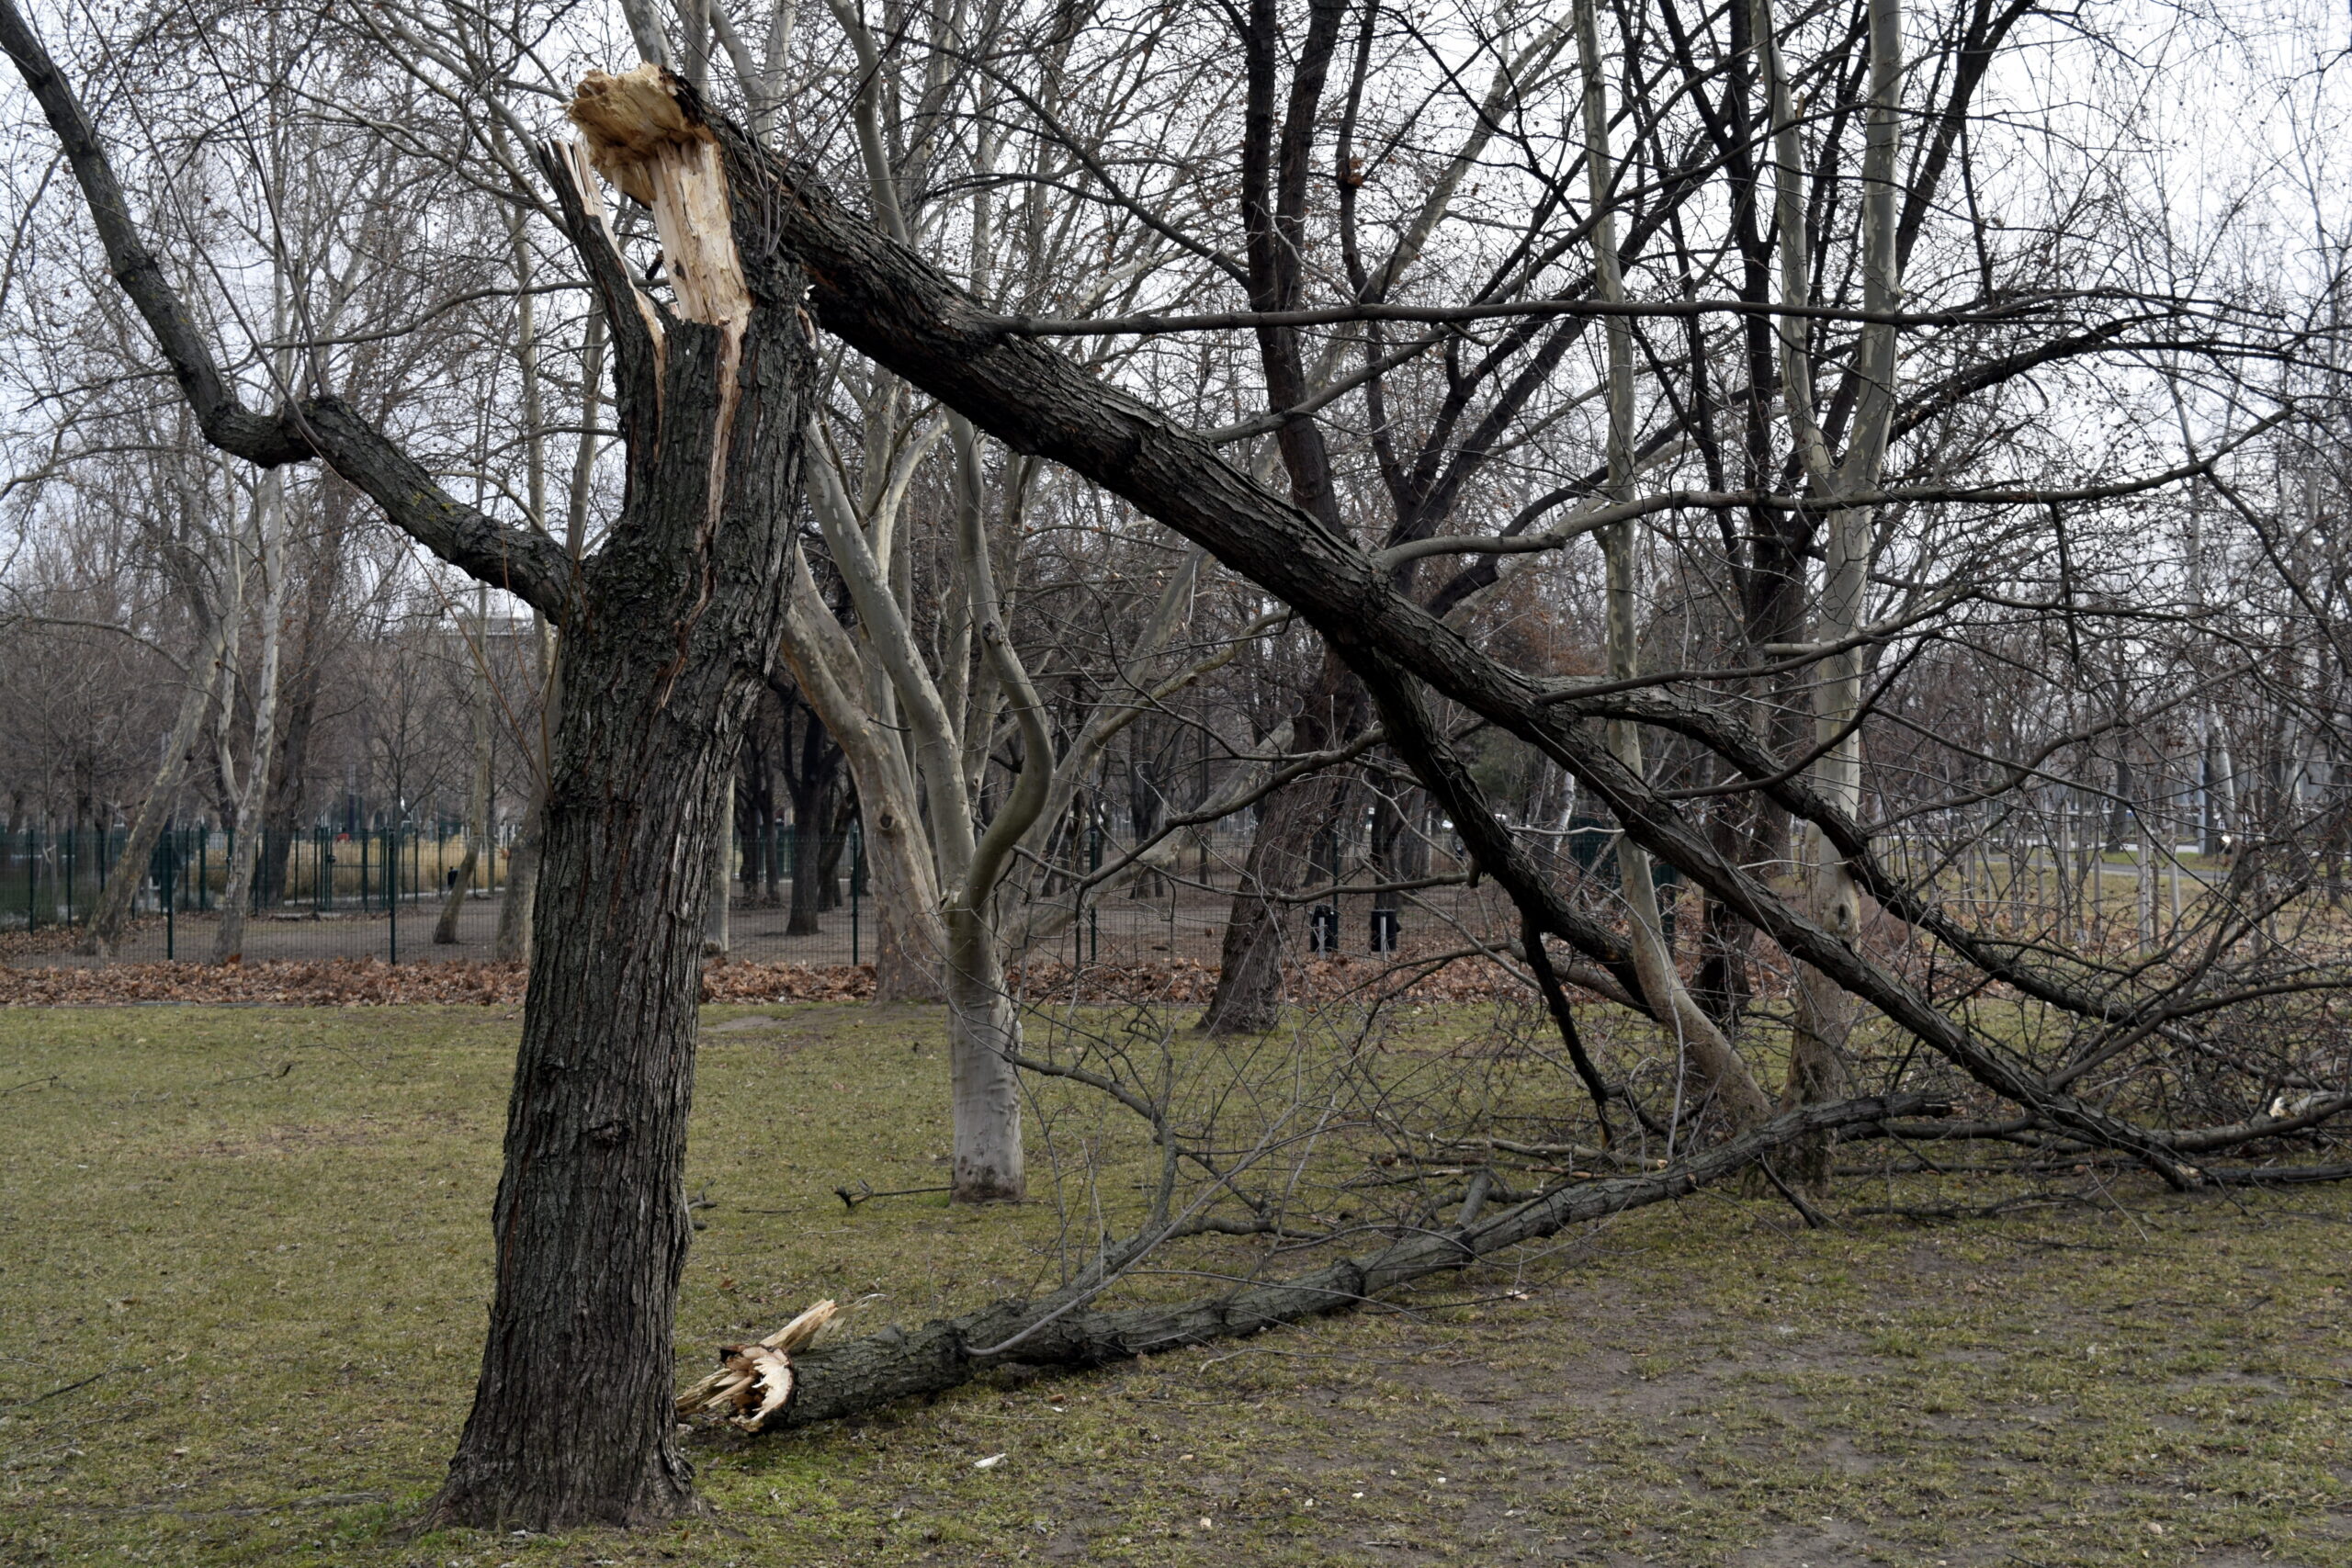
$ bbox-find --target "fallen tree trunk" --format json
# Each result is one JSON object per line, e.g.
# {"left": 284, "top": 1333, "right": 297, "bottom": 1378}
{"left": 706, "top": 1092, "right": 1945, "bottom": 1431}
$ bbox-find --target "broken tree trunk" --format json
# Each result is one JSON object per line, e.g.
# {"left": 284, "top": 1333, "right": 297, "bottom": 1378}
{"left": 420, "top": 71, "right": 815, "bottom": 1529}
{"left": 696, "top": 1093, "right": 1941, "bottom": 1432}
{"left": 0, "top": 19, "right": 819, "bottom": 1525}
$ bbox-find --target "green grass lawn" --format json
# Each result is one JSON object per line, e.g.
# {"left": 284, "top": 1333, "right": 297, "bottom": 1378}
{"left": 1, "top": 1004, "right": 2346, "bottom": 1566}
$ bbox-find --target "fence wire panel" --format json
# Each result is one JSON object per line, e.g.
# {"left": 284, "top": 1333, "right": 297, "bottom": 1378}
{"left": 0, "top": 821, "right": 1613, "bottom": 975}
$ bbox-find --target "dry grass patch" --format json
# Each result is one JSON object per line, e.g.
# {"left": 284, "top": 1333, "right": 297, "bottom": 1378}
{"left": 0, "top": 1003, "right": 2346, "bottom": 1567}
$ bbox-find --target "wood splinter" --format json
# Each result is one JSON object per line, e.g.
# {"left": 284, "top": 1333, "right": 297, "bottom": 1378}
{"left": 675, "top": 1298, "right": 840, "bottom": 1432}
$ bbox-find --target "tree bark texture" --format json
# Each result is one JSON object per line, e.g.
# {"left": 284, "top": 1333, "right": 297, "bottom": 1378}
{"left": 1199, "top": 654, "right": 1365, "bottom": 1034}
{"left": 423, "top": 75, "right": 815, "bottom": 1529}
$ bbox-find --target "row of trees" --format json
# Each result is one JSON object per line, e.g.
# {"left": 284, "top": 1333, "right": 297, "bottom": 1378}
{"left": 2, "top": 0, "right": 2346, "bottom": 1536}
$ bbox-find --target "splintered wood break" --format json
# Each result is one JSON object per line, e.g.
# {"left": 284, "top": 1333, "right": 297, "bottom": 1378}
{"left": 675, "top": 1298, "right": 839, "bottom": 1432}
{"left": 567, "top": 66, "right": 751, "bottom": 337}
{"left": 552, "top": 138, "right": 665, "bottom": 370}
{"left": 566, "top": 64, "right": 752, "bottom": 520}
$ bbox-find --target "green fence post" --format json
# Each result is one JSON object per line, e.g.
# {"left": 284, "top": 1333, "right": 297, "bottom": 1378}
{"left": 1088, "top": 815, "right": 1102, "bottom": 964}
{"left": 850, "top": 818, "right": 864, "bottom": 966}
{"left": 163, "top": 828, "right": 175, "bottom": 962}
{"left": 386, "top": 827, "right": 398, "bottom": 965}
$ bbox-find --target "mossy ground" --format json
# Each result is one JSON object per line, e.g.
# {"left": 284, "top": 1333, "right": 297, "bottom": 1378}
{"left": 1, "top": 1004, "right": 2345, "bottom": 1566}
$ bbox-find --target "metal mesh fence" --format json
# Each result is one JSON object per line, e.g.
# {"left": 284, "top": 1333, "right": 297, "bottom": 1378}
{"left": 0, "top": 822, "right": 1548, "bottom": 971}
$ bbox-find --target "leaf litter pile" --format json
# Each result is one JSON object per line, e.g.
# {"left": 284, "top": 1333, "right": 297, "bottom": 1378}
{"left": 0, "top": 953, "right": 1530, "bottom": 1008}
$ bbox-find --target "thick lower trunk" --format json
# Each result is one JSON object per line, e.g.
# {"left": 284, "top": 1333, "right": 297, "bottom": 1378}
{"left": 947, "top": 942, "right": 1023, "bottom": 1202}
{"left": 1195, "top": 794, "right": 1305, "bottom": 1034}
{"left": 208, "top": 820, "right": 263, "bottom": 964}
{"left": 863, "top": 807, "right": 944, "bottom": 1000}
{"left": 428, "top": 432, "right": 805, "bottom": 1529}
{"left": 426, "top": 673, "right": 732, "bottom": 1526}
{"left": 423, "top": 73, "right": 813, "bottom": 1530}
{"left": 1199, "top": 658, "right": 1361, "bottom": 1034}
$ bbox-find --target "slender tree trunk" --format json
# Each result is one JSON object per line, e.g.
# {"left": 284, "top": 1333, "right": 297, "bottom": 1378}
{"left": 210, "top": 473, "right": 288, "bottom": 966}
{"left": 1758, "top": 0, "right": 1897, "bottom": 1186}
{"left": 815, "top": 784, "right": 853, "bottom": 910}
{"left": 82, "top": 612, "right": 230, "bottom": 954}
{"left": 1577, "top": 0, "right": 1770, "bottom": 1129}
{"left": 435, "top": 592, "right": 493, "bottom": 946}
{"left": 940, "top": 411, "right": 1053, "bottom": 1201}
{"left": 254, "top": 499, "right": 348, "bottom": 908}
{"left": 786, "top": 764, "right": 839, "bottom": 934}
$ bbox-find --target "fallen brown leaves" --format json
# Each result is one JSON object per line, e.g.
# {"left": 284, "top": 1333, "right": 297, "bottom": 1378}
{"left": 0, "top": 958, "right": 904, "bottom": 1008}
{"left": 700, "top": 963, "right": 876, "bottom": 1004}
{"left": 2, "top": 950, "right": 1536, "bottom": 1010}
{"left": 0, "top": 958, "right": 531, "bottom": 1007}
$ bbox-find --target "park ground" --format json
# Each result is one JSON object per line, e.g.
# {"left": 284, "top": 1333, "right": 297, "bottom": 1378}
{"left": 1, "top": 1003, "right": 2346, "bottom": 1567}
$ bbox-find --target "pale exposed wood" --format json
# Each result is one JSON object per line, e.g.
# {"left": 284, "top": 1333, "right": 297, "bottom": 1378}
{"left": 549, "top": 138, "right": 666, "bottom": 378}
{"left": 675, "top": 1298, "right": 841, "bottom": 1432}
{"left": 565, "top": 67, "right": 752, "bottom": 528}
